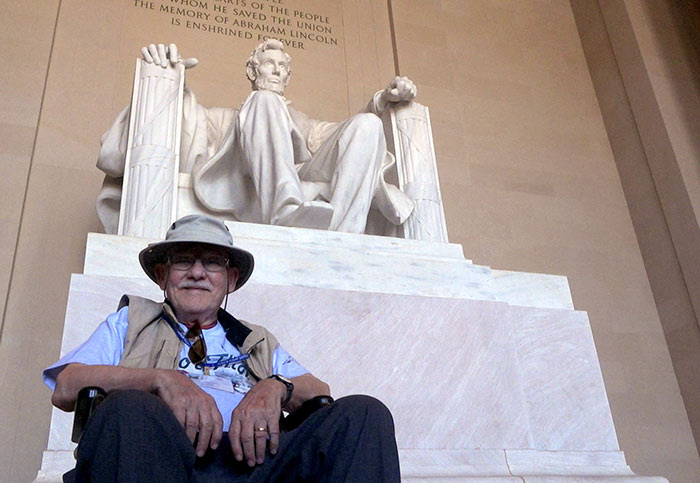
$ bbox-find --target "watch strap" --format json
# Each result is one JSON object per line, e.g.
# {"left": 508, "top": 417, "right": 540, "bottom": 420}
{"left": 269, "top": 374, "right": 294, "bottom": 406}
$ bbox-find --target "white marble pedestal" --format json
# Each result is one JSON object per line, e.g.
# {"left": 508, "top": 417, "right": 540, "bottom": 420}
{"left": 35, "top": 222, "right": 666, "bottom": 482}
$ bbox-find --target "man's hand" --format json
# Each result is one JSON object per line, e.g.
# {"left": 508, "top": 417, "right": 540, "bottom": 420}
{"left": 229, "top": 378, "right": 286, "bottom": 467}
{"left": 141, "top": 43, "right": 199, "bottom": 69}
{"left": 152, "top": 370, "right": 223, "bottom": 457}
{"left": 382, "top": 76, "right": 417, "bottom": 104}
{"left": 52, "top": 364, "right": 223, "bottom": 457}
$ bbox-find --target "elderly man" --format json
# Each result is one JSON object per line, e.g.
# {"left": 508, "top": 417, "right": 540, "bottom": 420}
{"left": 44, "top": 215, "right": 400, "bottom": 481}
{"left": 97, "top": 39, "right": 416, "bottom": 235}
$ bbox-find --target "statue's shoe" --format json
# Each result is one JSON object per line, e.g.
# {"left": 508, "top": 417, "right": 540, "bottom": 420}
{"left": 276, "top": 201, "right": 334, "bottom": 230}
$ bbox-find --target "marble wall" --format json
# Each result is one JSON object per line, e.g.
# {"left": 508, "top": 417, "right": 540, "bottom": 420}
{"left": 571, "top": 0, "right": 700, "bottom": 477}
{"left": 0, "top": 3, "right": 59, "bottom": 339}
{"left": 0, "top": 3, "right": 61, "bottom": 481}
{"left": 1, "top": 0, "right": 699, "bottom": 482}
{"left": 388, "top": 1, "right": 699, "bottom": 481}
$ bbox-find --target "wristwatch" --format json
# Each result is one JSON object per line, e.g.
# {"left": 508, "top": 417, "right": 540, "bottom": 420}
{"left": 268, "top": 374, "right": 294, "bottom": 406}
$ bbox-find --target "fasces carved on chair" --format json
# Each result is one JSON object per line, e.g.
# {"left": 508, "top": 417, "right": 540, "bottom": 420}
{"left": 383, "top": 102, "right": 448, "bottom": 242}
{"left": 118, "top": 61, "right": 184, "bottom": 238}
{"left": 96, "top": 40, "right": 447, "bottom": 241}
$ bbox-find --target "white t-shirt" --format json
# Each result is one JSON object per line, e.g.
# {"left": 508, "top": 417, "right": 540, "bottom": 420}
{"left": 43, "top": 306, "right": 308, "bottom": 431}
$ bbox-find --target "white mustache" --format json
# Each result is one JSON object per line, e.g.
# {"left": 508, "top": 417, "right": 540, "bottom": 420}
{"left": 177, "top": 280, "right": 213, "bottom": 291}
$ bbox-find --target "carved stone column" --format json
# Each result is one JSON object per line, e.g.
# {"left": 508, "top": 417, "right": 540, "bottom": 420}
{"left": 117, "top": 60, "right": 184, "bottom": 239}
{"left": 385, "top": 102, "right": 449, "bottom": 242}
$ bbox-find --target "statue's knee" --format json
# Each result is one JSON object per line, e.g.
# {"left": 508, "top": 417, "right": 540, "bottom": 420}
{"left": 347, "top": 113, "right": 383, "bottom": 135}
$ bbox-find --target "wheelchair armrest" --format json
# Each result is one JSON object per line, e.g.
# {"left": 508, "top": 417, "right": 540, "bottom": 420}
{"left": 280, "top": 395, "right": 334, "bottom": 432}
{"left": 71, "top": 387, "right": 107, "bottom": 443}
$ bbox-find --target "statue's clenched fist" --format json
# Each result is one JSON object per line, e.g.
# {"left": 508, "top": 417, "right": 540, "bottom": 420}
{"left": 383, "top": 76, "right": 417, "bottom": 103}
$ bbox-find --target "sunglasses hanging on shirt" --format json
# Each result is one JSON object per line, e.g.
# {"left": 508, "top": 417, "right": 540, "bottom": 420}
{"left": 185, "top": 325, "right": 207, "bottom": 364}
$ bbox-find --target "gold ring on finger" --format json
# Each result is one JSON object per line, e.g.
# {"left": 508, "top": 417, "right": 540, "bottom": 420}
{"left": 255, "top": 426, "right": 267, "bottom": 432}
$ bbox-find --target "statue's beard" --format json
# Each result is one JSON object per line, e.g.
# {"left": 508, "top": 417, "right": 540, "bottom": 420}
{"left": 254, "top": 77, "right": 287, "bottom": 95}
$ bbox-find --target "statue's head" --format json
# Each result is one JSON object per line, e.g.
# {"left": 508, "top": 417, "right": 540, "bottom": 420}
{"left": 246, "top": 38, "right": 291, "bottom": 96}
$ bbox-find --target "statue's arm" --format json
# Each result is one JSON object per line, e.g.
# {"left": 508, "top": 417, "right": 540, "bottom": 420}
{"left": 299, "top": 76, "right": 415, "bottom": 153}
{"left": 96, "top": 106, "right": 130, "bottom": 178}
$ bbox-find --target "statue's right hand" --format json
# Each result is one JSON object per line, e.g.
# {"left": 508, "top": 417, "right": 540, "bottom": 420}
{"left": 141, "top": 43, "right": 199, "bottom": 69}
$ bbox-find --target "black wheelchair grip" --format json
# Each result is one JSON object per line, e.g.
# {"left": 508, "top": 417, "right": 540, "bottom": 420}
{"left": 71, "top": 387, "right": 107, "bottom": 443}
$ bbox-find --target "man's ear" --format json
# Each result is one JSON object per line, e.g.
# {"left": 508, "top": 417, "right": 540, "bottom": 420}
{"left": 227, "top": 267, "right": 240, "bottom": 292}
{"left": 154, "top": 264, "right": 168, "bottom": 290}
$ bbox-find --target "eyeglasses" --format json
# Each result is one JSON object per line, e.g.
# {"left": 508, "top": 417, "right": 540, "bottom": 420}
{"left": 185, "top": 325, "right": 207, "bottom": 364}
{"left": 168, "top": 254, "right": 229, "bottom": 272}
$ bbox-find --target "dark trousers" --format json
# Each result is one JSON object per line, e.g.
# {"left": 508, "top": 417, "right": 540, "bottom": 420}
{"left": 65, "top": 390, "right": 400, "bottom": 482}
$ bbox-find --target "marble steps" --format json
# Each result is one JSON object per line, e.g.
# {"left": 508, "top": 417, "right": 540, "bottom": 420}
{"left": 84, "top": 221, "right": 573, "bottom": 310}
{"left": 217, "top": 221, "right": 470, "bottom": 261}
{"left": 35, "top": 223, "right": 664, "bottom": 481}
{"left": 37, "top": 271, "right": 661, "bottom": 482}
{"left": 401, "top": 446, "right": 665, "bottom": 481}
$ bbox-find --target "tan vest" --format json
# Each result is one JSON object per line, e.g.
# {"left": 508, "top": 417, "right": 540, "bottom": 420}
{"left": 117, "top": 295, "right": 279, "bottom": 382}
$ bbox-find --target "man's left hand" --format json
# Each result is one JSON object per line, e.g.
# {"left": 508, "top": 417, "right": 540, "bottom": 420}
{"left": 229, "top": 378, "right": 286, "bottom": 467}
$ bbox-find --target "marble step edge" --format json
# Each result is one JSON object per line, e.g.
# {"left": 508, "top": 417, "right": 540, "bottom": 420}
{"left": 399, "top": 449, "right": 666, "bottom": 481}
{"left": 83, "top": 234, "right": 490, "bottom": 286}
{"left": 236, "top": 239, "right": 572, "bottom": 305}
{"left": 93, "top": 221, "right": 470, "bottom": 262}
{"left": 86, "top": 231, "right": 472, "bottom": 269}
{"left": 84, "top": 233, "right": 491, "bottom": 284}
{"left": 85, "top": 230, "right": 570, "bottom": 288}
{"left": 36, "top": 449, "right": 666, "bottom": 482}
{"left": 222, "top": 221, "right": 470, "bottom": 261}
{"left": 84, "top": 234, "right": 573, "bottom": 310}
{"left": 234, "top": 235, "right": 470, "bottom": 266}
{"left": 70, "top": 271, "right": 578, "bottom": 312}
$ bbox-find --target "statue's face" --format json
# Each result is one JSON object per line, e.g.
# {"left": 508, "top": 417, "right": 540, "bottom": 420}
{"left": 253, "top": 49, "right": 290, "bottom": 95}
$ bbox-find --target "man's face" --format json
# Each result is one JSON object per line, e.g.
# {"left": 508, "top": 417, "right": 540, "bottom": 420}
{"left": 155, "top": 244, "right": 239, "bottom": 325}
{"left": 253, "top": 49, "right": 290, "bottom": 95}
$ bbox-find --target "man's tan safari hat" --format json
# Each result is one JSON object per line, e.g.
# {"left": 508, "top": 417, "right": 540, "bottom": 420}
{"left": 138, "top": 215, "right": 254, "bottom": 292}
